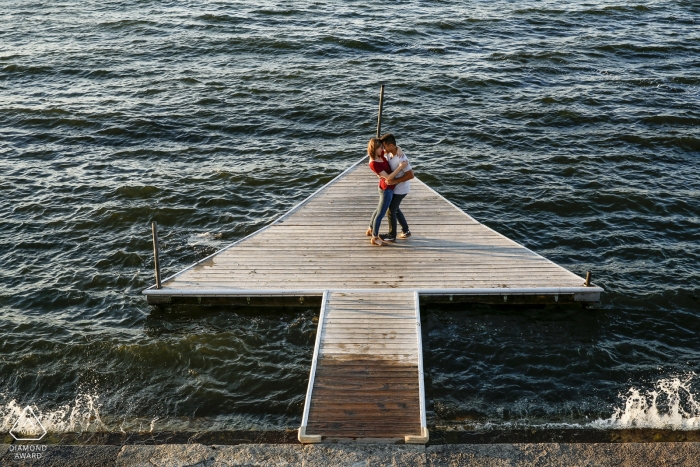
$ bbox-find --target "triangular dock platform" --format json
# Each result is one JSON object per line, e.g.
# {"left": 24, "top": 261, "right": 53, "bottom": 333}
{"left": 143, "top": 158, "right": 602, "bottom": 443}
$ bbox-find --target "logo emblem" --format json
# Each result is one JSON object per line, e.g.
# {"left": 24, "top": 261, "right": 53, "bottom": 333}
{"left": 9, "top": 406, "right": 47, "bottom": 441}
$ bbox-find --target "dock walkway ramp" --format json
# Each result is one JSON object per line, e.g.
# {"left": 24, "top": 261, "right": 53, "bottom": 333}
{"left": 299, "top": 291, "right": 427, "bottom": 443}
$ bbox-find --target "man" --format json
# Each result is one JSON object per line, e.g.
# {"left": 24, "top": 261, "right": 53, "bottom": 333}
{"left": 379, "top": 133, "right": 414, "bottom": 241}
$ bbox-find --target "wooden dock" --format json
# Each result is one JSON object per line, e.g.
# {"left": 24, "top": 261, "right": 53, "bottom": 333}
{"left": 299, "top": 291, "right": 427, "bottom": 443}
{"left": 143, "top": 156, "right": 603, "bottom": 444}
{"left": 144, "top": 158, "right": 601, "bottom": 298}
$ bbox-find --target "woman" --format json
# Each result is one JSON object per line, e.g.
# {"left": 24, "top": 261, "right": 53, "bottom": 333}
{"left": 365, "top": 137, "right": 408, "bottom": 246}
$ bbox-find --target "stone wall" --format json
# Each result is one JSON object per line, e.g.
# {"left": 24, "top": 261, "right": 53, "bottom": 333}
{"left": 2, "top": 442, "right": 699, "bottom": 466}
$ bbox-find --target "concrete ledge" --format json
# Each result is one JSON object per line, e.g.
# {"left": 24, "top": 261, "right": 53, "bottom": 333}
{"left": 429, "top": 443, "right": 700, "bottom": 466}
{"left": 116, "top": 444, "right": 304, "bottom": 467}
{"left": 3, "top": 445, "right": 121, "bottom": 467}
{"left": 2, "top": 442, "right": 700, "bottom": 466}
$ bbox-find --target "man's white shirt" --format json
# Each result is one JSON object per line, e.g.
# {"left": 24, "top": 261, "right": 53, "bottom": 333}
{"left": 387, "top": 146, "right": 411, "bottom": 195}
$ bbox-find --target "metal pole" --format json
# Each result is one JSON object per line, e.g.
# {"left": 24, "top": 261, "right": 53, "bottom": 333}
{"left": 152, "top": 221, "right": 162, "bottom": 289}
{"left": 584, "top": 271, "right": 591, "bottom": 287}
{"left": 376, "top": 84, "right": 385, "bottom": 138}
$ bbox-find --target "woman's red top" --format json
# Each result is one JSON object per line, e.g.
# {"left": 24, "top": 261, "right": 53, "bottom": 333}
{"left": 369, "top": 156, "right": 394, "bottom": 191}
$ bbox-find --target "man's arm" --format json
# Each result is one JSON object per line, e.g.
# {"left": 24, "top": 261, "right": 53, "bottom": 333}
{"left": 386, "top": 170, "right": 414, "bottom": 185}
{"left": 377, "top": 162, "right": 408, "bottom": 181}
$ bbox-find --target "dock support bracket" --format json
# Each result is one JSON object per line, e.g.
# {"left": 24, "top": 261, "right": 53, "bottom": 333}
{"left": 405, "top": 427, "right": 430, "bottom": 444}
{"left": 298, "top": 425, "right": 322, "bottom": 444}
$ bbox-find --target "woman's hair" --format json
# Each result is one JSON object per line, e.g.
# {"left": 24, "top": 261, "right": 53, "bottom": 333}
{"left": 367, "top": 137, "right": 383, "bottom": 159}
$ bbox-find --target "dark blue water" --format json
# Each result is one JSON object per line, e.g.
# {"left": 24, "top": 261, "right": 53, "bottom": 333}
{"left": 1, "top": 0, "right": 699, "bottom": 434}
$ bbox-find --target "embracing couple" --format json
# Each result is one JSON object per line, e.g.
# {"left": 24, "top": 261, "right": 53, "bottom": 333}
{"left": 365, "top": 133, "right": 414, "bottom": 247}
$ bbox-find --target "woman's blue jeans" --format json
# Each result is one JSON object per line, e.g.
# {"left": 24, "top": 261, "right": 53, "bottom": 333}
{"left": 369, "top": 188, "right": 393, "bottom": 237}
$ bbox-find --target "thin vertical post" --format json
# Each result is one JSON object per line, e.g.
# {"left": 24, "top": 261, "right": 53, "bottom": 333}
{"left": 376, "top": 84, "right": 385, "bottom": 138}
{"left": 584, "top": 271, "right": 591, "bottom": 287}
{"left": 152, "top": 221, "right": 162, "bottom": 289}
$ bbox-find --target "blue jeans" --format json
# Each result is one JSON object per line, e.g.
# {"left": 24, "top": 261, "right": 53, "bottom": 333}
{"left": 388, "top": 193, "right": 409, "bottom": 237}
{"left": 369, "top": 188, "right": 393, "bottom": 237}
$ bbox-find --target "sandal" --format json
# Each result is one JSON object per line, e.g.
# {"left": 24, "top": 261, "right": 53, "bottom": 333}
{"left": 370, "top": 236, "right": 386, "bottom": 246}
{"left": 366, "top": 228, "right": 372, "bottom": 236}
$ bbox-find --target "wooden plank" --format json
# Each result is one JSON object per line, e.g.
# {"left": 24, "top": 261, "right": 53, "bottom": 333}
{"left": 193, "top": 253, "right": 551, "bottom": 260}
{"left": 184, "top": 275, "right": 571, "bottom": 282}
{"left": 168, "top": 280, "right": 583, "bottom": 289}
{"left": 212, "top": 249, "right": 547, "bottom": 256}
{"left": 177, "top": 269, "right": 577, "bottom": 278}
{"left": 319, "top": 312, "right": 416, "bottom": 318}
{"left": 319, "top": 351, "right": 418, "bottom": 358}
{"left": 314, "top": 369, "right": 419, "bottom": 377}
{"left": 184, "top": 273, "right": 571, "bottom": 281}
{"left": 319, "top": 345, "right": 419, "bottom": 352}
{"left": 309, "top": 394, "right": 420, "bottom": 403}
{"left": 185, "top": 270, "right": 574, "bottom": 278}
{"left": 188, "top": 267, "right": 565, "bottom": 274}
{"left": 321, "top": 339, "right": 419, "bottom": 344}
{"left": 232, "top": 245, "right": 523, "bottom": 251}
{"left": 321, "top": 330, "right": 417, "bottom": 336}
{"left": 321, "top": 337, "right": 418, "bottom": 343}
{"left": 187, "top": 265, "right": 568, "bottom": 272}
{"left": 172, "top": 273, "right": 580, "bottom": 281}
{"left": 309, "top": 400, "right": 420, "bottom": 407}
{"left": 308, "top": 424, "right": 421, "bottom": 433}
{"left": 322, "top": 320, "right": 417, "bottom": 325}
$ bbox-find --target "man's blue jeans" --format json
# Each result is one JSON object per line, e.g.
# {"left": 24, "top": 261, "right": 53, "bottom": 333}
{"left": 388, "top": 193, "right": 409, "bottom": 237}
{"left": 369, "top": 188, "right": 393, "bottom": 237}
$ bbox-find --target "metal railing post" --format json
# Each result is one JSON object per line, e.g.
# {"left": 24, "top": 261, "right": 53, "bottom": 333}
{"left": 152, "top": 221, "right": 162, "bottom": 289}
{"left": 376, "top": 84, "right": 385, "bottom": 138}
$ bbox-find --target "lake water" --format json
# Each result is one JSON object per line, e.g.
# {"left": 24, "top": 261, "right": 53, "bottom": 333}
{"left": 1, "top": 0, "right": 699, "bottom": 436}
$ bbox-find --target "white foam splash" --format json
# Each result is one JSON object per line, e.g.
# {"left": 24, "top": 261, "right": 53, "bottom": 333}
{"left": 188, "top": 231, "right": 223, "bottom": 248}
{"left": 593, "top": 374, "right": 700, "bottom": 430}
{"left": 0, "top": 394, "right": 105, "bottom": 433}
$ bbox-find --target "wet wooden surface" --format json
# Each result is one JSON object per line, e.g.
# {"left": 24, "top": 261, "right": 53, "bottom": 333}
{"left": 305, "top": 292, "right": 422, "bottom": 440}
